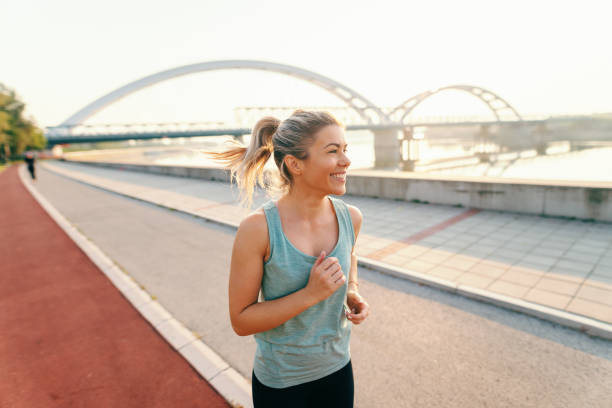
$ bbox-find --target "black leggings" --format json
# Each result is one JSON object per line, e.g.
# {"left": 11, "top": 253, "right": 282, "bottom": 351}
{"left": 252, "top": 360, "right": 354, "bottom": 408}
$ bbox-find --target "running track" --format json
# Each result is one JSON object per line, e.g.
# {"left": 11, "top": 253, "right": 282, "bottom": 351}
{"left": 0, "top": 164, "right": 230, "bottom": 407}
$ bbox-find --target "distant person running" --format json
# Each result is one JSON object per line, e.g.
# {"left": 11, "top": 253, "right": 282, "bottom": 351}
{"left": 206, "top": 110, "right": 370, "bottom": 407}
{"left": 24, "top": 151, "right": 36, "bottom": 181}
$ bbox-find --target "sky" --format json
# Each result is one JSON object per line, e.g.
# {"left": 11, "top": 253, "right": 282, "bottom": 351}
{"left": 3, "top": 0, "right": 611, "bottom": 128}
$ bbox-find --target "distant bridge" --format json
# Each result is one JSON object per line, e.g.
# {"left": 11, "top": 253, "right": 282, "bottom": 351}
{"left": 46, "top": 116, "right": 569, "bottom": 145}
{"left": 46, "top": 59, "right": 607, "bottom": 167}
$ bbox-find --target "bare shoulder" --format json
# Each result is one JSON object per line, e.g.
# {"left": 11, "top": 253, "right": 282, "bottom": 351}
{"left": 238, "top": 209, "right": 268, "bottom": 242}
{"left": 236, "top": 208, "right": 268, "bottom": 256}
{"left": 346, "top": 204, "right": 363, "bottom": 236}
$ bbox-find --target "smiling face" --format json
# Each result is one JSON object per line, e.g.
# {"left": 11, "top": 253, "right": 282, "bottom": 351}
{"left": 295, "top": 124, "right": 351, "bottom": 196}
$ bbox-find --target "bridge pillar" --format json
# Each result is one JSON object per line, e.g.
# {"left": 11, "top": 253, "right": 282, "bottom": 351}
{"left": 372, "top": 128, "right": 401, "bottom": 168}
{"left": 534, "top": 123, "right": 548, "bottom": 155}
{"left": 399, "top": 127, "right": 418, "bottom": 171}
{"left": 475, "top": 124, "right": 493, "bottom": 163}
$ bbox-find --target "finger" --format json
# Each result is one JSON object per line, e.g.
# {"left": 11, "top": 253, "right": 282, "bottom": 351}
{"left": 352, "top": 303, "right": 367, "bottom": 315}
{"left": 322, "top": 258, "right": 340, "bottom": 271}
{"left": 314, "top": 251, "right": 326, "bottom": 266}
{"left": 331, "top": 268, "right": 344, "bottom": 282}
{"left": 353, "top": 307, "right": 369, "bottom": 321}
{"left": 319, "top": 257, "right": 336, "bottom": 270}
{"left": 324, "top": 262, "right": 341, "bottom": 276}
{"left": 347, "top": 313, "right": 362, "bottom": 324}
{"left": 349, "top": 310, "right": 366, "bottom": 321}
{"left": 350, "top": 309, "right": 364, "bottom": 319}
{"left": 354, "top": 302, "right": 368, "bottom": 314}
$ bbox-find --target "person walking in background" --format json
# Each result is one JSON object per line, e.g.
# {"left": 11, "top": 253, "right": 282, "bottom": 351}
{"left": 206, "top": 110, "right": 370, "bottom": 407}
{"left": 24, "top": 151, "right": 36, "bottom": 181}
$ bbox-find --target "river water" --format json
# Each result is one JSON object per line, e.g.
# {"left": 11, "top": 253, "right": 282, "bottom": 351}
{"left": 76, "top": 130, "right": 612, "bottom": 183}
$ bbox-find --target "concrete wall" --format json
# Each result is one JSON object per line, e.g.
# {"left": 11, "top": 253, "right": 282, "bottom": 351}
{"left": 346, "top": 169, "right": 612, "bottom": 223}
{"left": 63, "top": 159, "right": 232, "bottom": 183}
{"left": 62, "top": 159, "right": 612, "bottom": 223}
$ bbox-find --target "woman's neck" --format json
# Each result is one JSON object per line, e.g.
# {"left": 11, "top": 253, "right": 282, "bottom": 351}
{"left": 279, "top": 190, "right": 330, "bottom": 222}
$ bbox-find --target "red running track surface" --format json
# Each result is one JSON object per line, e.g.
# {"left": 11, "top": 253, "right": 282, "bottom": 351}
{"left": 0, "top": 164, "right": 230, "bottom": 407}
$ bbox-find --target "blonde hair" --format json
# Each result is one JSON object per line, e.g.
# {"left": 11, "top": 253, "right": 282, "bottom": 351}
{"left": 204, "top": 109, "right": 343, "bottom": 208}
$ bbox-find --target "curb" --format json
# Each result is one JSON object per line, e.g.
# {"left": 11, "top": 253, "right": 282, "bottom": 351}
{"left": 39, "top": 160, "right": 612, "bottom": 342}
{"left": 19, "top": 164, "right": 253, "bottom": 408}
{"left": 360, "top": 258, "right": 612, "bottom": 340}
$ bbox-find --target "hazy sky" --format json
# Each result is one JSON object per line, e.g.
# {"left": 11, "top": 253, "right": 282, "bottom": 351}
{"left": 3, "top": 0, "right": 611, "bottom": 128}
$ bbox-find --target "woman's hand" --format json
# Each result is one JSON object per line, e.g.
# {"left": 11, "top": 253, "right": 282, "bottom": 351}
{"left": 345, "top": 290, "right": 369, "bottom": 324}
{"left": 305, "top": 251, "right": 346, "bottom": 304}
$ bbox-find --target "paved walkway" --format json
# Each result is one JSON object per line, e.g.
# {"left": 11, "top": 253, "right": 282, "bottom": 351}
{"left": 41, "top": 159, "right": 612, "bottom": 328}
{"left": 23, "top": 161, "right": 612, "bottom": 408}
{"left": 0, "top": 164, "right": 230, "bottom": 407}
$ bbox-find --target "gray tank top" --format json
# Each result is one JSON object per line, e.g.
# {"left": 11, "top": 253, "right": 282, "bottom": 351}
{"left": 253, "top": 195, "right": 354, "bottom": 389}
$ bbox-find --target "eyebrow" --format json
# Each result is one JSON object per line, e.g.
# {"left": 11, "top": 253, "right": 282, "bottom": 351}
{"left": 324, "top": 142, "right": 348, "bottom": 149}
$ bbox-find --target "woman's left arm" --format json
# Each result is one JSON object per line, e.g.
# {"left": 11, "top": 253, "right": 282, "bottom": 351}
{"left": 346, "top": 205, "right": 370, "bottom": 324}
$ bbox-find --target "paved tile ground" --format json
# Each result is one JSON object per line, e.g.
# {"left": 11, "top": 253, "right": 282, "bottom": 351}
{"left": 42, "top": 160, "right": 612, "bottom": 324}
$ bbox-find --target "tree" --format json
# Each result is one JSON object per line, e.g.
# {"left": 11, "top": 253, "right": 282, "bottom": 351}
{"left": 0, "top": 83, "right": 46, "bottom": 163}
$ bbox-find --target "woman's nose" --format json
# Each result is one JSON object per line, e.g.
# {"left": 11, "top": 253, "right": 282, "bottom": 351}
{"left": 340, "top": 153, "right": 351, "bottom": 167}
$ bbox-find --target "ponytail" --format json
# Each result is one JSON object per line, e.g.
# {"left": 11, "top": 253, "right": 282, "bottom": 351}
{"left": 204, "top": 116, "right": 280, "bottom": 208}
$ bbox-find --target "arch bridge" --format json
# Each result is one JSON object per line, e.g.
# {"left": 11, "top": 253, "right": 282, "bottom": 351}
{"left": 49, "top": 60, "right": 527, "bottom": 168}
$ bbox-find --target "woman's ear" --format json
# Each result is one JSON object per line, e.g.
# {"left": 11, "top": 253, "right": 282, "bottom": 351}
{"left": 284, "top": 155, "right": 302, "bottom": 176}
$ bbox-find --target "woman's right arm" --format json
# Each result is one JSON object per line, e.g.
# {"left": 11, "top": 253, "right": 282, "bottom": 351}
{"left": 229, "top": 211, "right": 320, "bottom": 336}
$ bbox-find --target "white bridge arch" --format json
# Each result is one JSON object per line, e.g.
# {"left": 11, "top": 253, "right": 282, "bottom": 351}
{"left": 389, "top": 85, "right": 523, "bottom": 123}
{"left": 60, "top": 60, "right": 391, "bottom": 127}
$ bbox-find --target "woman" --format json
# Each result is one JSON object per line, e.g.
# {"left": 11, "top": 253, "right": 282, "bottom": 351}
{"left": 207, "top": 110, "right": 370, "bottom": 407}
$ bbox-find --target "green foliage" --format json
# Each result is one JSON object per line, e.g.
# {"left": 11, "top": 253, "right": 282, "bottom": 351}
{"left": 0, "top": 83, "right": 46, "bottom": 163}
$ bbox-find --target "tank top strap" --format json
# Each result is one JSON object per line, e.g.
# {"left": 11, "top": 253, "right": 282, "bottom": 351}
{"left": 261, "top": 200, "right": 284, "bottom": 263}
{"left": 329, "top": 196, "right": 356, "bottom": 248}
